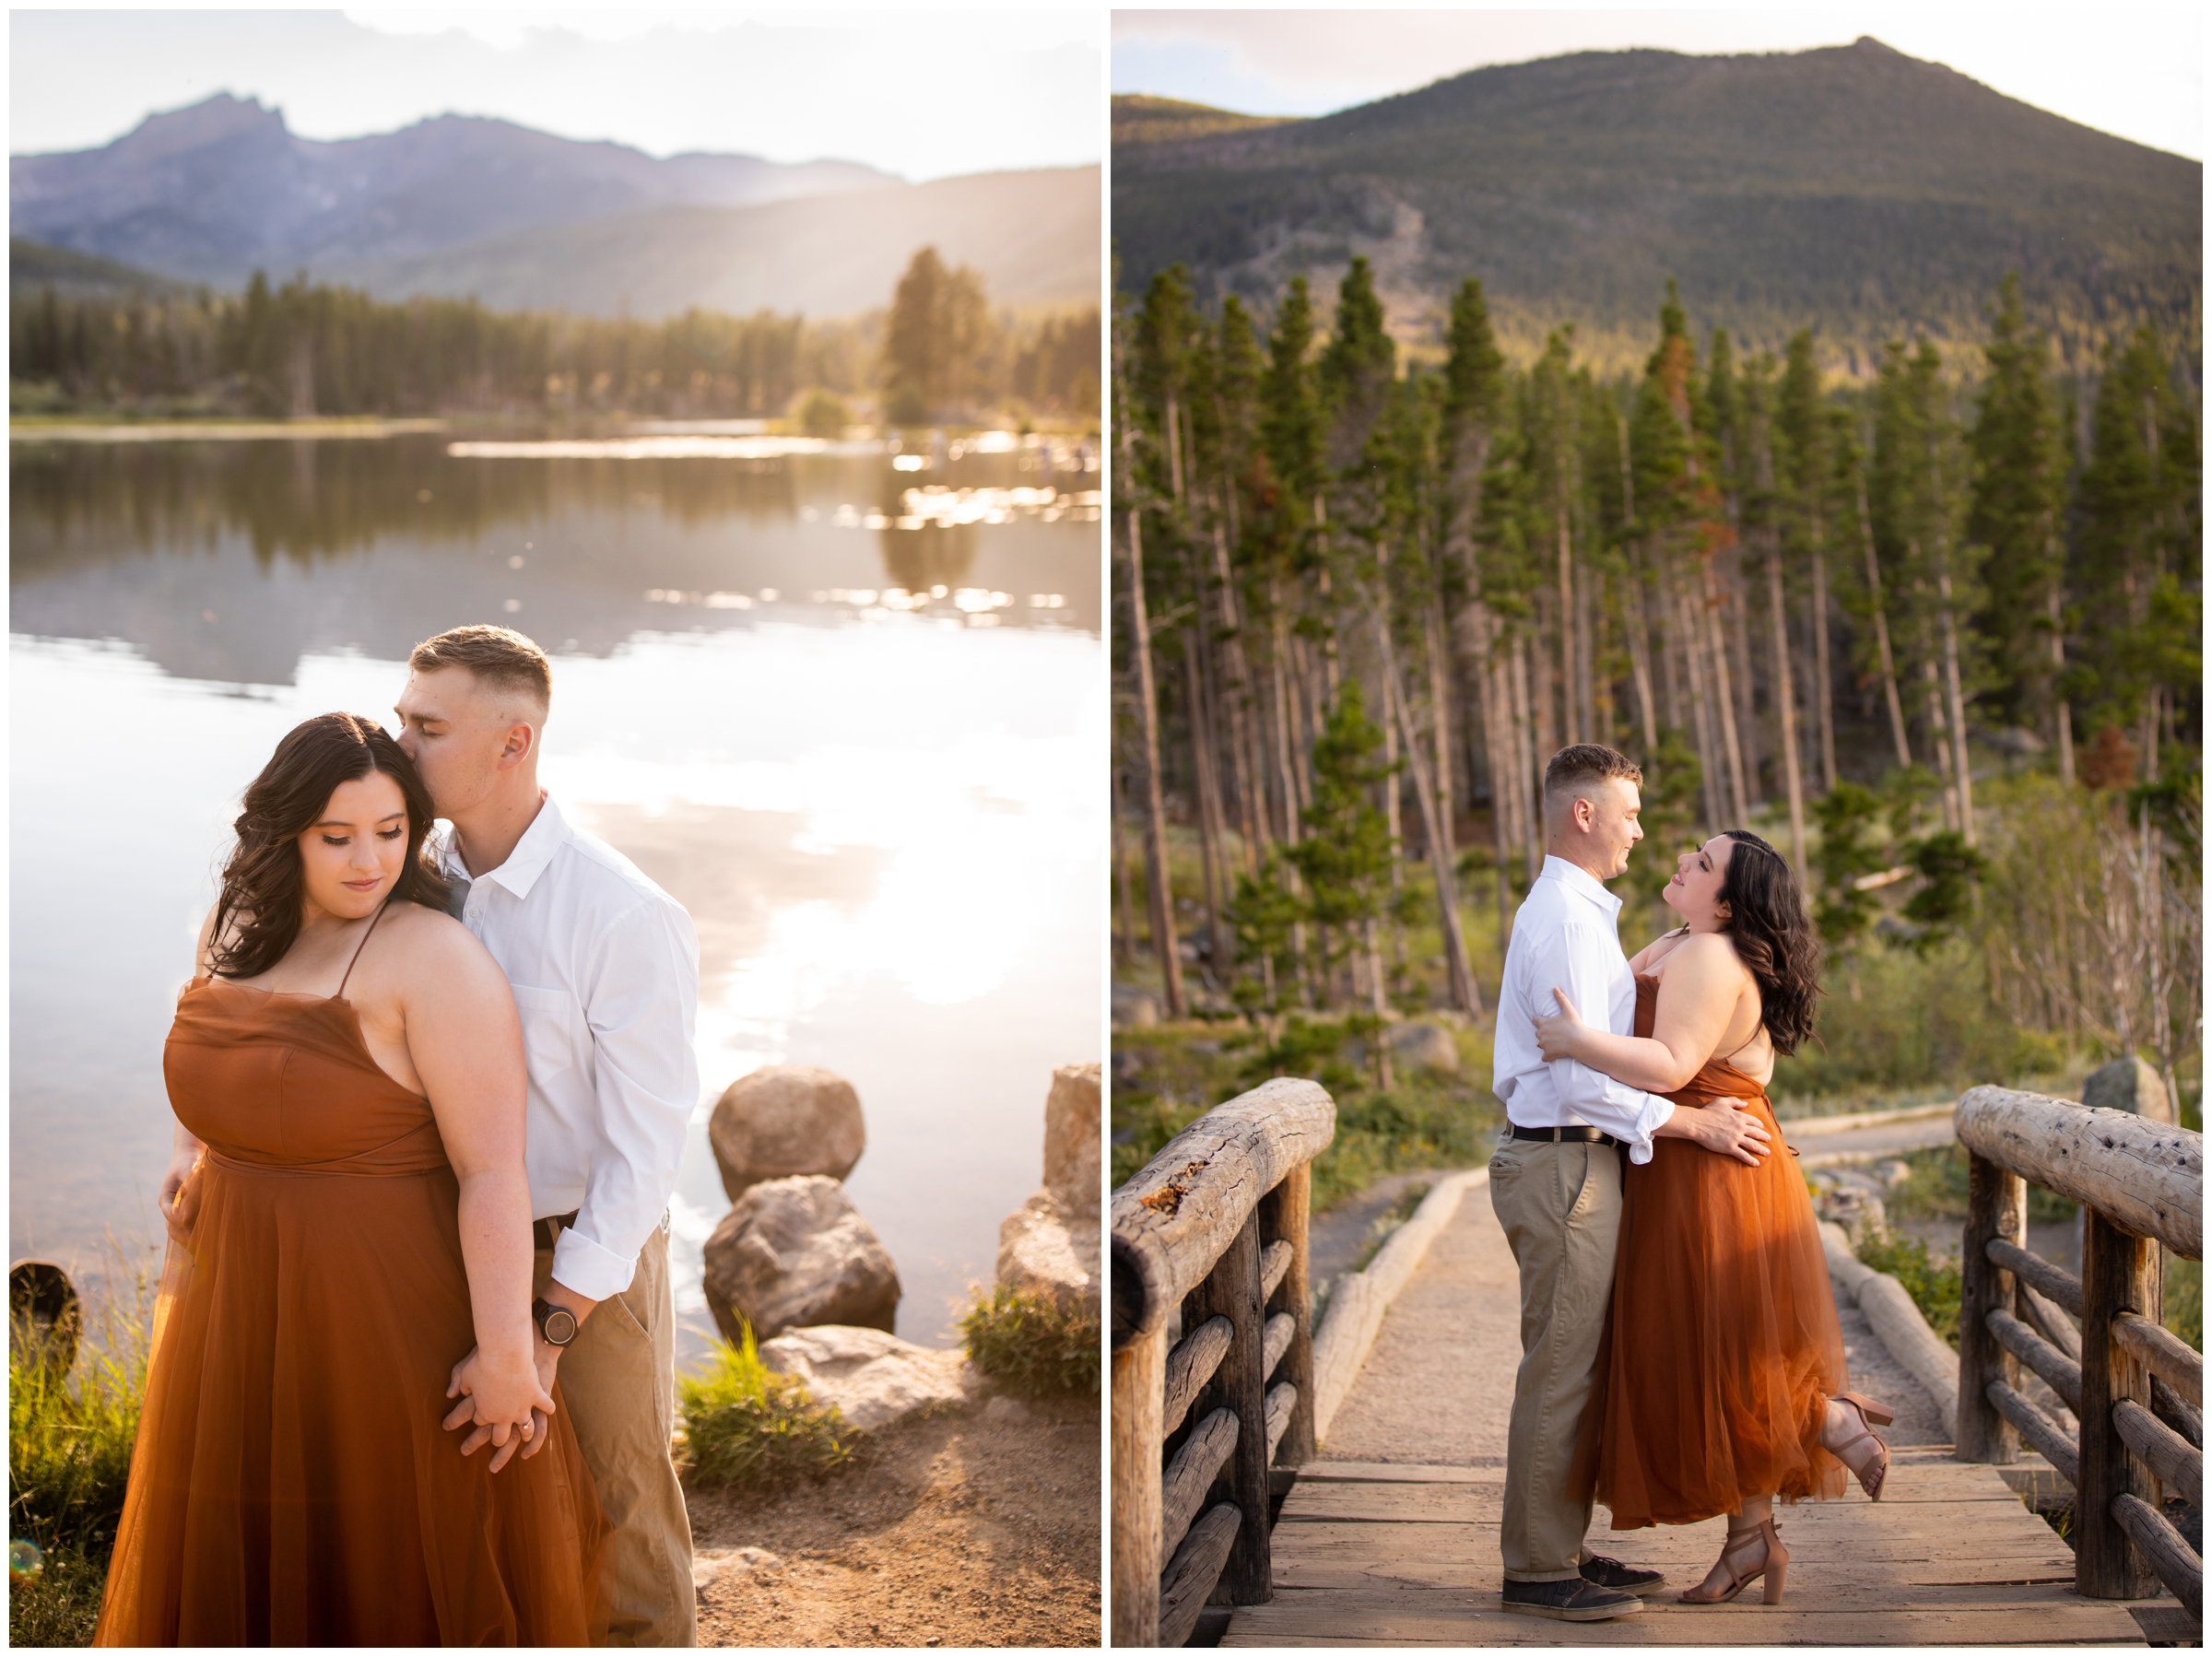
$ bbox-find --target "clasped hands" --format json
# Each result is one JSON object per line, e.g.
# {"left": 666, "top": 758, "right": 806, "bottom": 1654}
{"left": 444, "top": 1337, "right": 559, "bottom": 1474}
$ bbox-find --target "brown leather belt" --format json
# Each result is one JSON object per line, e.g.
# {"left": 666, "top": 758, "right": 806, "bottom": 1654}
{"left": 532, "top": 1210, "right": 580, "bottom": 1251}
{"left": 1510, "top": 1124, "right": 1622, "bottom": 1148}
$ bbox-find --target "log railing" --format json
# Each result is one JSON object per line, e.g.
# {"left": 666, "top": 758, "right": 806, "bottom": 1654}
{"left": 1109, "top": 1077, "right": 1335, "bottom": 1647}
{"left": 1955, "top": 1087, "right": 2203, "bottom": 1620}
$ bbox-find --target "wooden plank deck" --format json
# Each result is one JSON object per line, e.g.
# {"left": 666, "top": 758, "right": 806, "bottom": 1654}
{"left": 1225, "top": 1448, "right": 2158, "bottom": 1646}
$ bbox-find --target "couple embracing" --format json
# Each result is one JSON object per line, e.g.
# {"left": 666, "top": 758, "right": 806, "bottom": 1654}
{"left": 97, "top": 628, "right": 700, "bottom": 1646}
{"left": 1491, "top": 743, "right": 1894, "bottom": 1620}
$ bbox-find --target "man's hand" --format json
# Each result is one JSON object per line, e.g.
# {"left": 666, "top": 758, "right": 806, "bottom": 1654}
{"left": 1533, "top": 987, "right": 1594, "bottom": 1064}
{"left": 1655, "top": 1099, "right": 1773, "bottom": 1167}
{"left": 448, "top": 1282, "right": 600, "bottom": 1467}
{"left": 158, "top": 1135, "right": 206, "bottom": 1246}
{"left": 442, "top": 1345, "right": 557, "bottom": 1474}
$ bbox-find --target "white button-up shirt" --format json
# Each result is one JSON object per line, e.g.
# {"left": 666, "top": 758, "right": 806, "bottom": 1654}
{"left": 1493, "top": 855, "right": 1675, "bottom": 1165}
{"left": 436, "top": 793, "right": 700, "bottom": 1302}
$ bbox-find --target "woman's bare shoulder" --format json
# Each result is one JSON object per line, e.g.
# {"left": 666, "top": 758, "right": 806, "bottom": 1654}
{"left": 374, "top": 902, "right": 503, "bottom": 983}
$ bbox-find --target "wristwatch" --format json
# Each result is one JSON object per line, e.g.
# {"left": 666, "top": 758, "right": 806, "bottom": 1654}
{"left": 532, "top": 1297, "right": 579, "bottom": 1347}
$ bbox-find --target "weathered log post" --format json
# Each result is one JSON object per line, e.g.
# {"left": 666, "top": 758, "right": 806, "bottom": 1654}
{"left": 1260, "top": 1163, "right": 1316, "bottom": 1469}
{"left": 1112, "top": 1322, "right": 1165, "bottom": 1646}
{"left": 1188, "top": 1214, "right": 1269, "bottom": 1606}
{"left": 1958, "top": 1152, "right": 2026, "bottom": 1463}
{"left": 1109, "top": 1077, "right": 1336, "bottom": 1645}
{"left": 2077, "top": 1208, "right": 2165, "bottom": 1600}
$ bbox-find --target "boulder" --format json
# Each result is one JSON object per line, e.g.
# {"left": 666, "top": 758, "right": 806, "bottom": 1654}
{"left": 709, "top": 1065, "right": 865, "bottom": 1205}
{"left": 995, "top": 1191, "right": 1100, "bottom": 1313}
{"left": 1388, "top": 1022, "right": 1461, "bottom": 1076}
{"left": 1042, "top": 1062, "right": 1101, "bottom": 1216}
{"left": 701, "top": 1175, "right": 899, "bottom": 1343}
{"left": 693, "top": 1547, "right": 782, "bottom": 1593}
{"left": 1112, "top": 985, "right": 1160, "bottom": 1029}
{"left": 759, "top": 1324, "right": 978, "bottom": 1433}
{"left": 2082, "top": 1055, "right": 2172, "bottom": 1123}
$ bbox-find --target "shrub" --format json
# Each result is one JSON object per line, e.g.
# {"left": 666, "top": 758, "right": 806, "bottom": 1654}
{"left": 676, "top": 1323, "right": 853, "bottom": 1493}
{"left": 960, "top": 1285, "right": 1100, "bottom": 1397}
{"left": 2168, "top": 1257, "right": 2202, "bottom": 1352}
{"left": 8, "top": 1250, "right": 157, "bottom": 1648}
{"left": 1856, "top": 1228, "right": 1963, "bottom": 1348}
{"left": 1882, "top": 1143, "right": 2077, "bottom": 1227}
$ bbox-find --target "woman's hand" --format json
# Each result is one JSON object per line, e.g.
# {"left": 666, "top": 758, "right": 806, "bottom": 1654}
{"left": 443, "top": 1343, "right": 557, "bottom": 1472}
{"left": 1533, "top": 987, "right": 1594, "bottom": 1064}
{"left": 158, "top": 1125, "right": 206, "bottom": 1246}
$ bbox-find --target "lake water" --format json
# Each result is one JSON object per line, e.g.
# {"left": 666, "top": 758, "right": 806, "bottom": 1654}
{"left": 9, "top": 427, "right": 1103, "bottom": 1367}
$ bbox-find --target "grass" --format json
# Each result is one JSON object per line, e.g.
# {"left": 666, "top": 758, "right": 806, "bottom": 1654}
{"left": 1880, "top": 1143, "right": 2079, "bottom": 1228}
{"left": 2166, "top": 1257, "right": 2202, "bottom": 1352}
{"left": 676, "top": 1322, "right": 853, "bottom": 1495}
{"left": 1855, "top": 1228, "right": 1964, "bottom": 1348}
{"left": 1111, "top": 1014, "right": 1498, "bottom": 1217}
{"left": 7, "top": 1246, "right": 158, "bottom": 1648}
{"left": 959, "top": 1285, "right": 1101, "bottom": 1397}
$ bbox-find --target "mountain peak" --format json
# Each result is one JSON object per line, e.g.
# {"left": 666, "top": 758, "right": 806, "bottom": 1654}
{"left": 113, "top": 93, "right": 289, "bottom": 163}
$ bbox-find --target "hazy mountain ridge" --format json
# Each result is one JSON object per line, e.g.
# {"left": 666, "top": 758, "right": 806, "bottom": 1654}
{"left": 11, "top": 92, "right": 893, "bottom": 287}
{"left": 1112, "top": 39, "right": 2201, "bottom": 377}
{"left": 11, "top": 94, "right": 1100, "bottom": 320}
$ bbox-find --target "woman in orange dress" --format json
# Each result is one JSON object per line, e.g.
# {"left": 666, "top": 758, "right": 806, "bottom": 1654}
{"left": 96, "top": 712, "right": 606, "bottom": 1645}
{"left": 1535, "top": 828, "right": 1891, "bottom": 1606}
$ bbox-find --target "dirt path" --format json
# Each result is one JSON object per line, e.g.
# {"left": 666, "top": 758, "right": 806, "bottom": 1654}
{"left": 688, "top": 1392, "right": 1100, "bottom": 1648}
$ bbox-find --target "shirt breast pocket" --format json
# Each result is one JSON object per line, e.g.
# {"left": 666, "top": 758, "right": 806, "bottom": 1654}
{"left": 508, "top": 983, "right": 585, "bottom": 1085}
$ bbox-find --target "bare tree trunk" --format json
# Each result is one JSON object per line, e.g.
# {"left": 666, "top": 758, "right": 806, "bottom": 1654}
{"left": 1675, "top": 558, "right": 1724, "bottom": 834}
{"left": 1123, "top": 507, "right": 1184, "bottom": 1016}
{"left": 1919, "top": 631, "right": 1960, "bottom": 832}
{"left": 1209, "top": 511, "right": 1263, "bottom": 871}
{"left": 1701, "top": 556, "right": 1751, "bottom": 824}
{"left": 1374, "top": 600, "right": 1481, "bottom": 1016}
{"left": 1809, "top": 535, "right": 1838, "bottom": 793}
{"left": 1724, "top": 549, "right": 1764, "bottom": 804}
{"left": 2046, "top": 564, "right": 2075, "bottom": 786}
{"left": 1765, "top": 524, "right": 1809, "bottom": 871}
{"left": 1513, "top": 635, "right": 1546, "bottom": 881}
{"left": 1936, "top": 567, "right": 1975, "bottom": 846}
{"left": 1112, "top": 756, "right": 1135, "bottom": 967}
{"left": 1556, "top": 496, "right": 1578, "bottom": 746}
{"left": 1364, "top": 916, "right": 1394, "bottom": 1087}
{"left": 1184, "top": 632, "right": 1231, "bottom": 978}
{"left": 1856, "top": 472, "right": 1912, "bottom": 770}
{"left": 1624, "top": 544, "right": 1660, "bottom": 752}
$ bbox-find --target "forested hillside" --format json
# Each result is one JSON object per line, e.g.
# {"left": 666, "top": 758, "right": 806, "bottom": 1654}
{"left": 1111, "top": 256, "right": 2199, "bottom": 1112}
{"left": 1112, "top": 39, "right": 2201, "bottom": 378}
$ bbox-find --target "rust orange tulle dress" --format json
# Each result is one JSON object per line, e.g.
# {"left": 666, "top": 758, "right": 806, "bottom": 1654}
{"left": 1580, "top": 972, "right": 1849, "bottom": 1529}
{"left": 93, "top": 976, "right": 608, "bottom": 1646}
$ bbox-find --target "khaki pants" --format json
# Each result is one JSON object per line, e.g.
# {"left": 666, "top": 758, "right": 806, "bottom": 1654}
{"left": 1487, "top": 1135, "right": 1622, "bottom": 1582}
{"left": 535, "top": 1222, "right": 696, "bottom": 1647}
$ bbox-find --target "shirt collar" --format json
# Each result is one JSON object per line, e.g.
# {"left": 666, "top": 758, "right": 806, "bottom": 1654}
{"left": 441, "top": 791, "right": 569, "bottom": 902}
{"left": 1541, "top": 853, "right": 1623, "bottom": 919}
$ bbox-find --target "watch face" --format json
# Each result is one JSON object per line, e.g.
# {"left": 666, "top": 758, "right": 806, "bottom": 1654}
{"left": 542, "top": 1305, "right": 578, "bottom": 1345}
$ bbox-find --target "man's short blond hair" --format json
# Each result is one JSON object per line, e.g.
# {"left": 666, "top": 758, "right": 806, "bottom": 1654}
{"left": 1543, "top": 743, "right": 1643, "bottom": 812}
{"left": 409, "top": 626, "right": 551, "bottom": 716}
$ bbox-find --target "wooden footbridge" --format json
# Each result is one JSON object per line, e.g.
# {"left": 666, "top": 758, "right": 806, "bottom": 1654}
{"left": 1110, "top": 1083, "right": 2202, "bottom": 1648}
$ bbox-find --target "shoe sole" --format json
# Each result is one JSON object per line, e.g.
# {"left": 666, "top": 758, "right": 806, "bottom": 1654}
{"left": 1592, "top": 1578, "right": 1667, "bottom": 1594}
{"left": 1502, "top": 1599, "right": 1645, "bottom": 1622}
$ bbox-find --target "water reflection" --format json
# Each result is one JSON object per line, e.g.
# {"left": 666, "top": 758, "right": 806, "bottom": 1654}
{"left": 9, "top": 431, "right": 1102, "bottom": 1360}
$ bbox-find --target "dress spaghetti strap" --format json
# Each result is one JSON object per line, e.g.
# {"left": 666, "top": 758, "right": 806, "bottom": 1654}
{"left": 335, "top": 900, "right": 391, "bottom": 999}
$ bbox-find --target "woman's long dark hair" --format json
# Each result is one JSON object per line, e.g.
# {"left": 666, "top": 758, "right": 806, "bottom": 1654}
{"left": 1716, "top": 828, "right": 1823, "bottom": 1055}
{"left": 207, "top": 713, "right": 451, "bottom": 980}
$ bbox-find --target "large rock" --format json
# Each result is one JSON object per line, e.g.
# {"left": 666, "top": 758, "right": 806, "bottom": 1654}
{"left": 1043, "top": 1062, "right": 1101, "bottom": 1217}
{"left": 2082, "top": 1055, "right": 2172, "bottom": 1122}
{"left": 701, "top": 1175, "right": 899, "bottom": 1343}
{"left": 1388, "top": 1022, "right": 1461, "bottom": 1076}
{"left": 1111, "top": 985, "right": 1160, "bottom": 1029}
{"left": 709, "top": 1064, "right": 866, "bottom": 1204}
{"left": 759, "top": 1324, "right": 978, "bottom": 1433}
{"left": 996, "top": 1192, "right": 1100, "bottom": 1312}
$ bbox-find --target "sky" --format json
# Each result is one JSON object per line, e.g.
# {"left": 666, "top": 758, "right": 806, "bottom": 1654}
{"left": 1112, "top": 8, "right": 2205, "bottom": 161}
{"left": 8, "top": 8, "right": 1105, "bottom": 182}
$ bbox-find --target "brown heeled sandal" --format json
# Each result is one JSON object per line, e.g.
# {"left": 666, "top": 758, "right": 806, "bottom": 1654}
{"left": 1679, "top": 1516, "right": 1789, "bottom": 1606}
{"left": 1831, "top": 1391, "right": 1894, "bottom": 1500}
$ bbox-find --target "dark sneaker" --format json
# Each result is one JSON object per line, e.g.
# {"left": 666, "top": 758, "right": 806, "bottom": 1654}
{"left": 1500, "top": 1578, "right": 1645, "bottom": 1621}
{"left": 1582, "top": 1554, "right": 1667, "bottom": 1593}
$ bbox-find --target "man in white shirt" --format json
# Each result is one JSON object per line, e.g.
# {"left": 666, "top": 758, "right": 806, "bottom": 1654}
{"left": 396, "top": 626, "right": 700, "bottom": 1648}
{"left": 1489, "top": 744, "right": 1771, "bottom": 1622}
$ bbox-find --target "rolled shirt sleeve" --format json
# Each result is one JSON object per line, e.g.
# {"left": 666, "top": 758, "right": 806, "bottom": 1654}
{"left": 549, "top": 897, "right": 701, "bottom": 1302}
{"left": 1534, "top": 919, "right": 1676, "bottom": 1165}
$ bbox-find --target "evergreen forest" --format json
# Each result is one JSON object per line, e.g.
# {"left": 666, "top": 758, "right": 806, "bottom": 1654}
{"left": 1111, "top": 257, "right": 2201, "bottom": 1188}
{"left": 8, "top": 243, "right": 1101, "bottom": 430}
